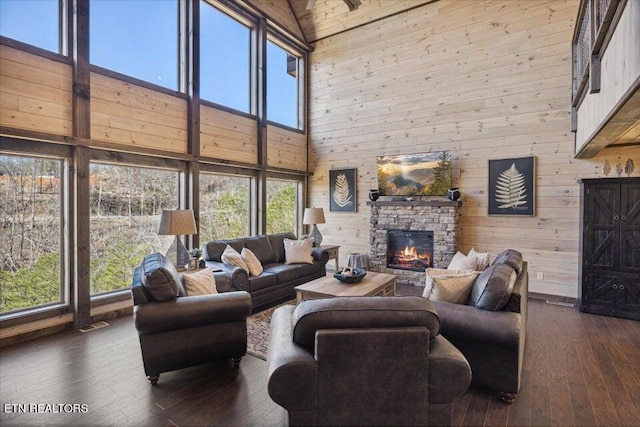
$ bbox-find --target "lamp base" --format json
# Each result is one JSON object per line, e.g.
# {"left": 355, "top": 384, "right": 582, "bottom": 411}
{"left": 309, "top": 224, "right": 323, "bottom": 247}
{"left": 166, "top": 237, "right": 190, "bottom": 270}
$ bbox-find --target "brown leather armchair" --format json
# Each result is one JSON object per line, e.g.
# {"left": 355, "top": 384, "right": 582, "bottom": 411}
{"left": 131, "top": 254, "right": 252, "bottom": 384}
{"left": 266, "top": 296, "right": 471, "bottom": 426}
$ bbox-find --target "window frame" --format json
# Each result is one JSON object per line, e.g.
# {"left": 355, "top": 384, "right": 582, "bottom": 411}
{"left": 88, "top": 151, "right": 186, "bottom": 301}
{"left": 199, "top": 0, "right": 257, "bottom": 117}
{"left": 265, "top": 33, "right": 306, "bottom": 132}
{"left": 265, "top": 172, "right": 305, "bottom": 237}
{"left": 0, "top": 141, "right": 71, "bottom": 323}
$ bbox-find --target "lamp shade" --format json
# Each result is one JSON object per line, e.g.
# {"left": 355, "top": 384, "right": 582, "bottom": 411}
{"left": 303, "top": 207, "right": 325, "bottom": 225}
{"left": 158, "top": 209, "right": 197, "bottom": 236}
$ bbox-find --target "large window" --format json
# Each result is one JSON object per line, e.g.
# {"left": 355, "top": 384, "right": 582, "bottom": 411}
{"left": 200, "top": 173, "right": 251, "bottom": 241}
{"left": 89, "top": 163, "right": 178, "bottom": 295}
{"left": 200, "top": 1, "right": 252, "bottom": 113}
{"left": 90, "top": 0, "right": 178, "bottom": 90}
{"left": 266, "top": 179, "right": 300, "bottom": 235}
{"left": 0, "top": 0, "right": 61, "bottom": 54}
{"left": 267, "top": 39, "right": 303, "bottom": 129}
{"left": 0, "top": 154, "right": 64, "bottom": 314}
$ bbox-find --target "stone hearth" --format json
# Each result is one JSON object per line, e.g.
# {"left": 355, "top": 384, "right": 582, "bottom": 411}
{"left": 367, "top": 200, "right": 460, "bottom": 287}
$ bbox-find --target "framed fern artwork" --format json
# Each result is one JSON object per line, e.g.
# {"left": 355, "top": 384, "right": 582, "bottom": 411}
{"left": 488, "top": 156, "right": 535, "bottom": 216}
{"left": 329, "top": 168, "right": 357, "bottom": 212}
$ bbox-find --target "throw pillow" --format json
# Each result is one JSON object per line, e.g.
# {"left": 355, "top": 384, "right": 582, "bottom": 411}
{"left": 447, "top": 251, "right": 477, "bottom": 270}
{"left": 423, "top": 268, "right": 480, "bottom": 304}
{"left": 469, "top": 263, "right": 517, "bottom": 311}
{"left": 182, "top": 268, "right": 217, "bottom": 296}
{"left": 468, "top": 248, "right": 490, "bottom": 271}
{"left": 140, "top": 253, "right": 182, "bottom": 301}
{"left": 221, "top": 245, "right": 249, "bottom": 273}
{"left": 241, "top": 247, "right": 264, "bottom": 276}
{"left": 284, "top": 238, "right": 313, "bottom": 264}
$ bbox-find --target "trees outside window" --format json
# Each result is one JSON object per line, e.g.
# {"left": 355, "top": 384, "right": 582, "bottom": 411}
{"left": 0, "top": 0, "right": 61, "bottom": 54}
{"left": 90, "top": 0, "right": 178, "bottom": 90}
{"left": 89, "top": 163, "right": 178, "bottom": 295}
{"left": 266, "top": 179, "right": 299, "bottom": 235}
{"left": 200, "top": 2, "right": 252, "bottom": 113}
{"left": 199, "top": 173, "right": 251, "bottom": 242}
{"left": 0, "top": 155, "right": 64, "bottom": 314}
{"left": 267, "top": 40, "right": 302, "bottom": 129}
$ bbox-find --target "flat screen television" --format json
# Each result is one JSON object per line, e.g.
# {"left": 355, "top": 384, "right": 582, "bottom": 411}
{"left": 377, "top": 152, "right": 452, "bottom": 196}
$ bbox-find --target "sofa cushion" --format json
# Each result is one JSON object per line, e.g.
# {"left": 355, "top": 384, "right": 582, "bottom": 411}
{"left": 468, "top": 248, "right": 490, "bottom": 271}
{"left": 292, "top": 296, "right": 441, "bottom": 352}
{"left": 244, "top": 235, "right": 277, "bottom": 265}
{"left": 140, "top": 253, "right": 183, "bottom": 301}
{"left": 469, "top": 263, "right": 517, "bottom": 311}
{"left": 221, "top": 245, "right": 249, "bottom": 273}
{"left": 492, "top": 249, "right": 523, "bottom": 274}
{"left": 247, "top": 272, "right": 278, "bottom": 291}
{"left": 263, "top": 263, "right": 304, "bottom": 284}
{"left": 182, "top": 268, "right": 217, "bottom": 296}
{"left": 284, "top": 238, "right": 313, "bottom": 264}
{"left": 204, "top": 240, "right": 227, "bottom": 262}
{"left": 268, "top": 232, "right": 297, "bottom": 263}
{"left": 423, "top": 268, "right": 480, "bottom": 304}
{"left": 241, "top": 247, "right": 264, "bottom": 276}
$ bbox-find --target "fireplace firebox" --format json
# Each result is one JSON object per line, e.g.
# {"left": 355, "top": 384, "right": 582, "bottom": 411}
{"left": 386, "top": 230, "right": 434, "bottom": 272}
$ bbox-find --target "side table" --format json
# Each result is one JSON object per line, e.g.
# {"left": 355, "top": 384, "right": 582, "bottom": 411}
{"left": 319, "top": 245, "right": 340, "bottom": 271}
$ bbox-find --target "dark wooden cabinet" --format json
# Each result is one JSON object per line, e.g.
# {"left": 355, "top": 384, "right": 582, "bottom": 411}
{"left": 579, "top": 178, "right": 640, "bottom": 321}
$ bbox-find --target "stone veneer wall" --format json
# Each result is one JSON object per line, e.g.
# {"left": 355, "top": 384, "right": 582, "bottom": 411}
{"left": 368, "top": 200, "right": 460, "bottom": 287}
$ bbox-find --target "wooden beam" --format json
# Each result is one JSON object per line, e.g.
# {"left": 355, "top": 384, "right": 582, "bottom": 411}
{"left": 73, "top": 145, "right": 91, "bottom": 328}
{"left": 72, "top": 0, "right": 90, "bottom": 139}
{"left": 257, "top": 18, "right": 268, "bottom": 234}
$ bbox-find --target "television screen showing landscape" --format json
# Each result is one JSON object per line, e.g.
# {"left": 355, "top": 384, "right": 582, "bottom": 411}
{"left": 377, "top": 152, "right": 452, "bottom": 196}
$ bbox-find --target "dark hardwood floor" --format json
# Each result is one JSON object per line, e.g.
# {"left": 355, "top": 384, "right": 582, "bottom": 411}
{"left": 1, "top": 296, "right": 639, "bottom": 426}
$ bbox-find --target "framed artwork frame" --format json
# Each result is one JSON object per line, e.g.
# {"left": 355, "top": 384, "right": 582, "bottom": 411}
{"left": 330, "top": 168, "right": 357, "bottom": 212}
{"left": 488, "top": 156, "right": 535, "bottom": 216}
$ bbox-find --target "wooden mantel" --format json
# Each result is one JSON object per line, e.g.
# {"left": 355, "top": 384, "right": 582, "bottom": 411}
{"left": 366, "top": 199, "right": 461, "bottom": 207}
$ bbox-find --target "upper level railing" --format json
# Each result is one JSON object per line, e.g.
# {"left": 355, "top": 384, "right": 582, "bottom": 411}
{"left": 571, "top": 0, "right": 624, "bottom": 126}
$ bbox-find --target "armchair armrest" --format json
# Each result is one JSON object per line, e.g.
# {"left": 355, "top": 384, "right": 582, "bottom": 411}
{"left": 134, "top": 291, "right": 251, "bottom": 336}
{"left": 267, "top": 305, "right": 318, "bottom": 412}
{"left": 311, "top": 247, "right": 329, "bottom": 265}
{"left": 432, "top": 301, "right": 521, "bottom": 351}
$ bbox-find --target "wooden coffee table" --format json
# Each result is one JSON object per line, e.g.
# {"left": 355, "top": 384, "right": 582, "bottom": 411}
{"left": 295, "top": 271, "right": 397, "bottom": 302}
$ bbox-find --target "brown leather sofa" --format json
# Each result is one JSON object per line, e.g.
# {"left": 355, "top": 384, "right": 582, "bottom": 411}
{"left": 267, "top": 296, "right": 472, "bottom": 426}
{"left": 202, "top": 232, "right": 329, "bottom": 309}
{"left": 131, "top": 253, "right": 252, "bottom": 384}
{"left": 432, "top": 249, "right": 528, "bottom": 403}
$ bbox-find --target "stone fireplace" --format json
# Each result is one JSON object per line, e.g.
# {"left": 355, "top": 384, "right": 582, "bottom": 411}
{"left": 368, "top": 200, "right": 460, "bottom": 287}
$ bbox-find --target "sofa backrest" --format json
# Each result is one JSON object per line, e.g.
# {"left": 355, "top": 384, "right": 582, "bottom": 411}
{"left": 131, "top": 253, "right": 187, "bottom": 304}
{"left": 203, "top": 232, "right": 297, "bottom": 264}
{"left": 291, "top": 296, "right": 440, "bottom": 352}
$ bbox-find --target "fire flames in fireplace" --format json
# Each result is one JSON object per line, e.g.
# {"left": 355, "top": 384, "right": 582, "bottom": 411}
{"left": 390, "top": 245, "right": 431, "bottom": 271}
{"left": 387, "top": 230, "right": 434, "bottom": 272}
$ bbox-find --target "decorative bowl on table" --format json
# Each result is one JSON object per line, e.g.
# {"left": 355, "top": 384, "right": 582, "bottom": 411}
{"left": 334, "top": 268, "right": 367, "bottom": 284}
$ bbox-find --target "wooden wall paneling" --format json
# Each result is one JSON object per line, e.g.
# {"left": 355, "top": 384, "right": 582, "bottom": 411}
{"left": 307, "top": 0, "right": 640, "bottom": 298}
{"left": 90, "top": 73, "right": 188, "bottom": 153}
{"left": 291, "top": 0, "right": 437, "bottom": 43}
{"left": 266, "top": 124, "right": 306, "bottom": 171}
{"left": 200, "top": 105, "right": 258, "bottom": 163}
{"left": 247, "top": 0, "right": 306, "bottom": 42}
{"left": 0, "top": 46, "right": 73, "bottom": 135}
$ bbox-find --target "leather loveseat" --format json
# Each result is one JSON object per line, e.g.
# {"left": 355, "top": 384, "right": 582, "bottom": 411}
{"left": 267, "top": 296, "right": 472, "bottom": 426}
{"left": 202, "top": 232, "right": 329, "bottom": 309}
{"left": 431, "top": 249, "right": 528, "bottom": 403}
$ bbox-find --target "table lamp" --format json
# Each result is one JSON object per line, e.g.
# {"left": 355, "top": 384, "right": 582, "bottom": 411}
{"left": 158, "top": 209, "right": 197, "bottom": 270}
{"left": 303, "top": 207, "right": 325, "bottom": 247}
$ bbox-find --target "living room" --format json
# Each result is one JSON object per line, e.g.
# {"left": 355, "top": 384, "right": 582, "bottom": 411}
{"left": 1, "top": 0, "right": 639, "bottom": 425}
